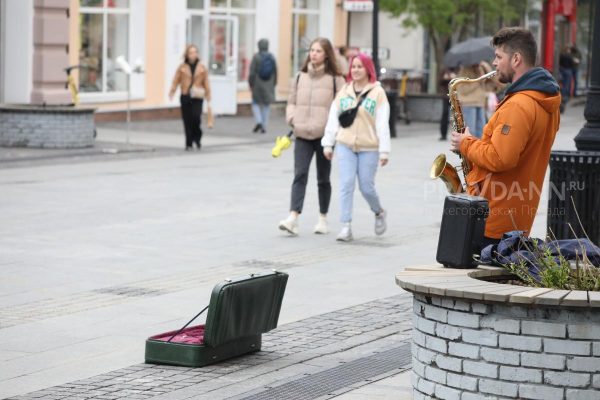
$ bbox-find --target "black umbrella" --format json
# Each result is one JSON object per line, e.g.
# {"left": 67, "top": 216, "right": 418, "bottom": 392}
{"left": 443, "top": 36, "right": 495, "bottom": 68}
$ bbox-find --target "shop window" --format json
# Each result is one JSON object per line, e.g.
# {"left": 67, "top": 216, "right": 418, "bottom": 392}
{"left": 79, "top": 0, "right": 129, "bottom": 93}
{"left": 188, "top": 0, "right": 206, "bottom": 9}
{"left": 292, "top": 0, "right": 319, "bottom": 76}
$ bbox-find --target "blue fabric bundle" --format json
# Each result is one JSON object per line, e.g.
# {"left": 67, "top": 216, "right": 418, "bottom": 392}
{"left": 480, "top": 231, "right": 600, "bottom": 281}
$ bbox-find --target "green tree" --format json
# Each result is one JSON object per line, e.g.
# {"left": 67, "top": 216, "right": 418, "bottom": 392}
{"left": 380, "top": 0, "right": 530, "bottom": 83}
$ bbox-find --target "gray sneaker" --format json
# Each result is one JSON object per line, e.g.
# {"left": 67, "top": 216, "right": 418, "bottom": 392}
{"left": 336, "top": 223, "right": 353, "bottom": 242}
{"left": 375, "top": 210, "right": 387, "bottom": 236}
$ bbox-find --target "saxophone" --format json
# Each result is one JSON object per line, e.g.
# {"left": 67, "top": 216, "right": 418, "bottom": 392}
{"left": 430, "top": 70, "right": 497, "bottom": 193}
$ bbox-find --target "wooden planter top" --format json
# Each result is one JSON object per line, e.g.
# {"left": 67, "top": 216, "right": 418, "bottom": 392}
{"left": 396, "top": 265, "right": 600, "bottom": 308}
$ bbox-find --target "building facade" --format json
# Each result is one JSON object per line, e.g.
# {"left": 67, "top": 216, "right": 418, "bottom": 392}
{"left": 0, "top": 0, "right": 427, "bottom": 116}
{"left": 0, "top": 0, "right": 347, "bottom": 114}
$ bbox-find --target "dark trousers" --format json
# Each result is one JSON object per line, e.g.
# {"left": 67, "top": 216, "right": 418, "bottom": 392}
{"left": 290, "top": 137, "right": 332, "bottom": 214}
{"left": 180, "top": 95, "right": 203, "bottom": 148}
{"left": 440, "top": 97, "right": 450, "bottom": 139}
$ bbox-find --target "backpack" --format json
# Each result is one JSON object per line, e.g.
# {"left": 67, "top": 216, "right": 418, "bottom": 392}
{"left": 258, "top": 53, "right": 275, "bottom": 80}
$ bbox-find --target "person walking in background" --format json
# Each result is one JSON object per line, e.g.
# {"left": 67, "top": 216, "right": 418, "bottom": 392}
{"left": 337, "top": 46, "right": 350, "bottom": 76}
{"left": 169, "top": 44, "right": 211, "bottom": 151}
{"left": 322, "top": 53, "right": 390, "bottom": 242}
{"left": 571, "top": 45, "right": 581, "bottom": 97}
{"left": 559, "top": 45, "right": 574, "bottom": 107}
{"left": 278, "top": 38, "right": 345, "bottom": 236}
{"left": 438, "top": 67, "right": 456, "bottom": 141}
{"left": 456, "top": 61, "right": 495, "bottom": 138}
{"left": 248, "top": 39, "right": 277, "bottom": 134}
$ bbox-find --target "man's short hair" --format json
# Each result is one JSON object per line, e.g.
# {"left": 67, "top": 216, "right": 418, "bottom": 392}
{"left": 492, "top": 27, "right": 537, "bottom": 66}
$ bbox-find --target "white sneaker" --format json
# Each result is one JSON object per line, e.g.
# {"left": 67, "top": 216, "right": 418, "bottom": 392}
{"left": 314, "top": 216, "right": 329, "bottom": 234}
{"left": 336, "top": 223, "right": 353, "bottom": 242}
{"left": 375, "top": 209, "right": 387, "bottom": 236}
{"left": 278, "top": 216, "right": 299, "bottom": 236}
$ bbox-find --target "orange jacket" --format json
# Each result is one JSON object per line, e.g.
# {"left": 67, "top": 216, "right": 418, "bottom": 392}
{"left": 460, "top": 68, "right": 561, "bottom": 239}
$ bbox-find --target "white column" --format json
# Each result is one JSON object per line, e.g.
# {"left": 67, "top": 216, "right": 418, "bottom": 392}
{"left": 164, "top": 0, "right": 187, "bottom": 104}
{"left": 319, "top": 0, "right": 335, "bottom": 42}
{"left": 129, "top": 0, "right": 146, "bottom": 99}
{"left": 3, "top": 0, "right": 33, "bottom": 104}
{"left": 256, "top": 0, "right": 280, "bottom": 59}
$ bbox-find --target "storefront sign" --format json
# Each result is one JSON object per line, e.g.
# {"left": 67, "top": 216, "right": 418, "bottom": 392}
{"left": 343, "top": 0, "right": 373, "bottom": 12}
{"left": 352, "top": 47, "right": 390, "bottom": 61}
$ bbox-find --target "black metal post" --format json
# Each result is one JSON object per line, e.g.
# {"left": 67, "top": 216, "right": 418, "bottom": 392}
{"left": 372, "top": 0, "right": 379, "bottom": 78}
{"left": 574, "top": 0, "right": 600, "bottom": 150}
{"left": 547, "top": 2, "right": 600, "bottom": 244}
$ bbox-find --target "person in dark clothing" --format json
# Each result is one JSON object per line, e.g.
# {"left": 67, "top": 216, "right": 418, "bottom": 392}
{"left": 438, "top": 68, "right": 456, "bottom": 141}
{"left": 570, "top": 45, "right": 582, "bottom": 97}
{"left": 248, "top": 39, "right": 277, "bottom": 134}
{"left": 559, "top": 46, "right": 574, "bottom": 104}
{"left": 169, "top": 44, "right": 211, "bottom": 150}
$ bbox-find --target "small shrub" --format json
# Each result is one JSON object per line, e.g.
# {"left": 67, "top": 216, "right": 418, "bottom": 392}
{"left": 501, "top": 238, "right": 600, "bottom": 291}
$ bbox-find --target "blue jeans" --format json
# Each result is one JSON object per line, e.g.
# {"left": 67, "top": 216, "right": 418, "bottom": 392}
{"left": 337, "top": 144, "right": 382, "bottom": 223}
{"left": 462, "top": 106, "right": 486, "bottom": 138}
{"left": 251, "top": 102, "right": 270, "bottom": 128}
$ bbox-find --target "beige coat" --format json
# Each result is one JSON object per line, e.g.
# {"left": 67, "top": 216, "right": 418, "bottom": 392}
{"left": 169, "top": 62, "right": 212, "bottom": 101}
{"left": 286, "top": 63, "right": 345, "bottom": 140}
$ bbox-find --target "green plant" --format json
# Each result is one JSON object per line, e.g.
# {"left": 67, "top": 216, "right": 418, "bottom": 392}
{"left": 501, "top": 237, "right": 600, "bottom": 291}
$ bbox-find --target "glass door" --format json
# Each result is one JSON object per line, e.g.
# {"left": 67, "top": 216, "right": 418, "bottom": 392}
{"left": 207, "top": 15, "right": 238, "bottom": 114}
{"left": 187, "top": 14, "right": 206, "bottom": 62}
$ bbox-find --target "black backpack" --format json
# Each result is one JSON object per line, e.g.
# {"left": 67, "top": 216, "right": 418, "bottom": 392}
{"left": 258, "top": 53, "right": 275, "bottom": 80}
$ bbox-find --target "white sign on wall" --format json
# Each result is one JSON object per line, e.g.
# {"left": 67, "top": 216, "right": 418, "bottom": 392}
{"left": 358, "top": 47, "right": 390, "bottom": 61}
{"left": 343, "top": 0, "right": 373, "bottom": 12}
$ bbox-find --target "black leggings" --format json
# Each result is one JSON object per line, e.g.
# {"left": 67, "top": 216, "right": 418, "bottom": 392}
{"left": 290, "top": 137, "right": 332, "bottom": 214}
{"left": 180, "top": 95, "right": 203, "bottom": 148}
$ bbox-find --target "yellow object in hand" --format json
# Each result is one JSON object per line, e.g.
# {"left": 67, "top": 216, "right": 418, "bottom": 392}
{"left": 271, "top": 133, "right": 293, "bottom": 158}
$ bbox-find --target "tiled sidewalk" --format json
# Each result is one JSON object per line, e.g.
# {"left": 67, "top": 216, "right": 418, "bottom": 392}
{"left": 8, "top": 294, "right": 414, "bottom": 400}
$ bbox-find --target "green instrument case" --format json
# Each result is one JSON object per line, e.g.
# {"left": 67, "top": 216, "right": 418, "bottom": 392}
{"left": 145, "top": 271, "right": 288, "bottom": 367}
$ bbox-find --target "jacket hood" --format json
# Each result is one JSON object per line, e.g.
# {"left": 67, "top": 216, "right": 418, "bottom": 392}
{"left": 506, "top": 67, "right": 559, "bottom": 95}
{"left": 504, "top": 67, "right": 561, "bottom": 114}
{"left": 258, "top": 39, "right": 269, "bottom": 52}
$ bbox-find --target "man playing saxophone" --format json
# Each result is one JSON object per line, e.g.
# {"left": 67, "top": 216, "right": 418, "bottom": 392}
{"left": 450, "top": 27, "right": 561, "bottom": 248}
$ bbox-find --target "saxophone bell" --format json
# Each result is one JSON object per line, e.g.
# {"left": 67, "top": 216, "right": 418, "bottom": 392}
{"left": 430, "top": 154, "right": 465, "bottom": 194}
{"left": 432, "top": 70, "right": 497, "bottom": 193}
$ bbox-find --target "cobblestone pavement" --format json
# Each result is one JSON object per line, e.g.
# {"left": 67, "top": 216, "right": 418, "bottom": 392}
{"left": 1, "top": 104, "right": 584, "bottom": 399}
{"left": 0, "top": 229, "right": 436, "bottom": 329}
{"left": 7, "top": 294, "right": 413, "bottom": 400}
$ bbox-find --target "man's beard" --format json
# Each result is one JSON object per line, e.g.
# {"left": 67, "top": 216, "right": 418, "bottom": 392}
{"left": 498, "top": 69, "right": 515, "bottom": 84}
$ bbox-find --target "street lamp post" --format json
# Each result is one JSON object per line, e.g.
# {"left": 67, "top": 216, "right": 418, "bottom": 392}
{"left": 116, "top": 56, "right": 144, "bottom": 147}
{"left": 574, "top": 0, "right": 600, "bottom": 151}
{"left": 547, "top": 2, "right": 600, "bottom": 244}
{"left": 372, "top": 0, "right": 380, "bottom": 78}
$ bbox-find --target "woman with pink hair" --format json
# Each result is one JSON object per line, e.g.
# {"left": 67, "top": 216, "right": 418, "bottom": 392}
{"left": 321, "top": 53, "right": 391, "bottom": 241}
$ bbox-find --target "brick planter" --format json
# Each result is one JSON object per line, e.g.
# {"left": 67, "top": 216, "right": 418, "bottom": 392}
{"left": 397, "top": 266, "right": 600, "bottom": 400}
{"left": 0, "top": 104, "right": 96, "bottom": 148}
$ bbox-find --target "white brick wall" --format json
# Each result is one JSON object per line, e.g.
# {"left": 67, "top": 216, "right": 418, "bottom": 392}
{"left": 411, "top": 296, "right": 600, "bottom": 400}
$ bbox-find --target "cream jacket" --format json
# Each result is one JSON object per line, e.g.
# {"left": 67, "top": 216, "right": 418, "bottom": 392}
{"left": 321, "top": 81, "right": 391, "bottom": 159}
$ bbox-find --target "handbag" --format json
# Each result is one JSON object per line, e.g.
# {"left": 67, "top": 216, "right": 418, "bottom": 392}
{"left": 206, "top": 103, "right": 214, "bottom": 129}
{"left": 190, "top": 85, "right": 205, "bottom": 99}
{"left": 338, "top": 89, "right": 372, "bottom": 128}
